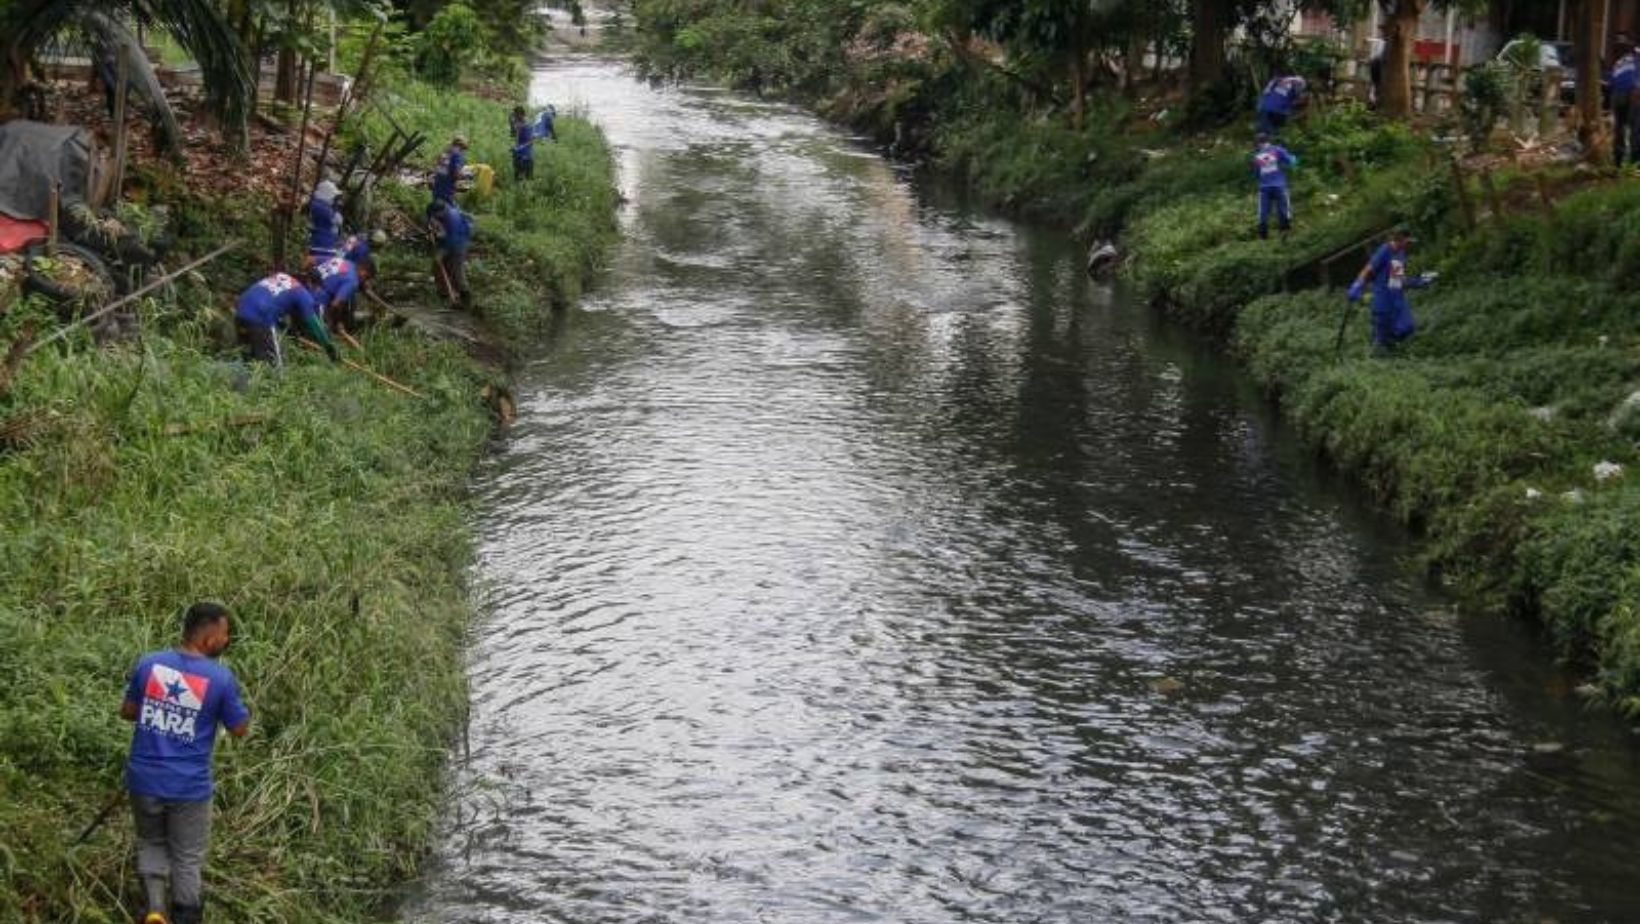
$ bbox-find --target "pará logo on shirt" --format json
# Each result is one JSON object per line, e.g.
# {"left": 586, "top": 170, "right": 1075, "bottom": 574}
{"left": 141, "top": 663, "right": 211, "bottom": 740}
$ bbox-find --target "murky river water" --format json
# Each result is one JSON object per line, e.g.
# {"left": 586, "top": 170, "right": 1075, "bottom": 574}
{"left": 411, "top": 57, "right": 1640, "bottom": 923}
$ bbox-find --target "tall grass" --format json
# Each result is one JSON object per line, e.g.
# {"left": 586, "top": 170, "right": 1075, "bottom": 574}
{"left": 0, "top": 75, "right": 617, "bottom": 922}
{"left": 357, "top": 82, "right": 620, "bottom": 341}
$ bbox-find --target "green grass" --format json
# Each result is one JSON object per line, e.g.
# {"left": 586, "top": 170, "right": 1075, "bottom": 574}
{"left": 1232, "top": 205, "right": 1640, "bottom": 711}
{"left": 358, "top": 82, "right": 619, "bottom": 342}
{"left": 0, "top": 74, "right": 617, "bottom": 923}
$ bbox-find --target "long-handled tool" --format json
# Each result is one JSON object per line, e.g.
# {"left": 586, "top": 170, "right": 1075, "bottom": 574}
{"left": 296, "top": 337, "right": 425, "bottom": 398}
{"left": 72, "top": 789, "right": 125, "bottom": 846}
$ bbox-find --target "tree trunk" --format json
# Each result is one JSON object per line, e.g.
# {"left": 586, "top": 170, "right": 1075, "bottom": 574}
{"left": 275, "top": 48, "right": 296, "bottom": 103}
{"left": 1574, "top": 0, "right": 1608, "bottom": 163}
{"left": 1189, "top": 0, "right": 1230, "bottom": 93}
{"left": 1380, "top": 0, "right": 1426, "bottom": 119}
{"left": 1069, "top": 53, "right": 1087, "bottom": 129}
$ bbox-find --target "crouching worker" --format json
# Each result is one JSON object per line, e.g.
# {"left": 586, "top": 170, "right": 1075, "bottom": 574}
{"left": 428, "top": 198, "right": 473, "bottom": 309}
{"left": 312, "top": 254, "right": 362, "bottom": 334}
{"left": 233, "top": 270, "right": 339, "bottom": 365}
{"left": 121, "top": 602, "right": 250, "bottom": 924}
{"left": 1347, "top": 227, "right": 1437, "bottom": 352}
{"left": 1251, "top": 133, "right": 1296, "bottom": 240}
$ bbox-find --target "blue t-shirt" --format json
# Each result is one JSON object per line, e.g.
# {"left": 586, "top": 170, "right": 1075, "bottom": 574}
{"left": 534, "top": 108, "right": 556, "bottom": 141}
{"left": 235, "top": 272, "right": 321, "bottom": 328}
{"left": 514, "top": 122, "right": 535, "bottom": 161}
{"left": 314, "top": 256, "right": 360, "bottom": 303}
{"left": 1613, "top": 54, "right": 1638, "bottom": 96}
{"left": 1259, "top": 75, "right": 1307, "bottom": 115}
{"left": 432, "top": 146, "right": 465, "bottom": 201}
{"left": 1366, "top": 242, "right": 1427, "bottom": 306}
{"left": 1251, "top": 143, "right": 1296, "bottom": 189}
{"left": 432, "top": 204, "right": 472, "bottom": 251}
{"left": 124, "top": 650, "right": 249, "bottom": 801}
{"left": 309, "top": 197, "right": 342, "bottom": 255}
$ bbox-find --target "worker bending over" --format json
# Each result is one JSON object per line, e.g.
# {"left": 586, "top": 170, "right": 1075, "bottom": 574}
{"left": 233, "top": 271, "right": 339, "bottom": 365}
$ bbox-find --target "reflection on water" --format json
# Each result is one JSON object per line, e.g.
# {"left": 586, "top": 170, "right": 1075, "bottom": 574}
{"left": 410, "top": 58, "right": 1640, "bottom": 923}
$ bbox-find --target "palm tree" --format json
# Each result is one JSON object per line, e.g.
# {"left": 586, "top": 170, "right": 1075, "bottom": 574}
{"left": 0, "top": 0, "right": 254, "bottom": 147}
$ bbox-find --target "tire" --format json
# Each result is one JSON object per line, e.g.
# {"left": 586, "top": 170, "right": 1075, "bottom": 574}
{"left": 23, "top": 242, "right": 116, "bottom": 318}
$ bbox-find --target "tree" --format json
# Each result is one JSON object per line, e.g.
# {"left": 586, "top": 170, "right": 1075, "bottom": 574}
{"left": 1, "top": 0, "right": 255, "bottom": 141}
{"left": 1572, "top": 0, "right": 1606, "bottom": 162}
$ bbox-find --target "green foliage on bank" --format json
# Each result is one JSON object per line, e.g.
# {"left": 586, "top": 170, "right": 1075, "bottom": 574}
{"left": 1233, "top": 183, "right": 1640, "bottom": 710}
{"left": 358, "top": 82, "right": 619, "bottom": 341}
{"left": 0, "top": 75, "right": 617, "bottom": 922}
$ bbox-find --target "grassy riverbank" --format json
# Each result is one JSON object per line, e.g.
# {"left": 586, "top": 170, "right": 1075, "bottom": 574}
{"left": 0, "top": 81, "right": 616, "bottom": 921}
{"left": 630, "top": 9, "right": 1640, "bottom": 708}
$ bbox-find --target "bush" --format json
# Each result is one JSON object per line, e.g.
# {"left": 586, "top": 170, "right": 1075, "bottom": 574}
{"left": 418, "top": 3, "right": 482, "bottom": 85}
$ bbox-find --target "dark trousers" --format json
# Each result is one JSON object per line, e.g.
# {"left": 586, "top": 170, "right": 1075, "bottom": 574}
{"left": 1256, "top": 110, "right": 1287, "bottom": 136}
{"left": 514, "top": 155, "right": 534, "bottom": 181}
{"left": 131, "top": 794, "right": 212, "bottom": 919}
{"left": 235, "top": 318, "right": 281, "bottom": 366}
{"left": 1616, "top": 99, "right": 1633, "bottom": 165}
{"left": 1257, "top": 186, "right": 1291, "bottom": 238}
{"left": 435, "top": 248, "right": 470, "bottom": 307}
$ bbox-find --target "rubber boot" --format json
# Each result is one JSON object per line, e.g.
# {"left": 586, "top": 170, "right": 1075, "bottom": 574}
{"left": 170, "top": 902, "right": 203, "bottom": 924}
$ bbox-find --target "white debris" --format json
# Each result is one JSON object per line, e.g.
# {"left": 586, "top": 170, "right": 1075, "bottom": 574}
{"left": 1527, "top": 406, "right": 1556, "bottom": 422}
{"left": 1594, "top": 460, "right": 1625, "bottom": 482}
{"left": 1608, "top": 389, "right": 1640, "bottom": 434}
{"left": 1562, "top": 488, "right": 1587, "bottom": 504}
{"left": 1525, "top": 487, "right": 1544, "bottom": 500}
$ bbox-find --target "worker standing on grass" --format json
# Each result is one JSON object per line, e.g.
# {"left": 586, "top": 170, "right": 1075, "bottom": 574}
{"left": 1347, "top": 227, "right": 1437, "bottom": 352}
{"left": 534, "top": 105, "right": 558, "bottom": 143}
{"left": 1611, "top": 43, "right": 1638, "bottom": 165}
{"left": 234, "top": 270, "right": 339, "bottom": 365}
{"left": 1251, "top": 132, "right": 1296, "bottom": 240}
{"left": 428, "top": 198, "right": 474, "bottom": 309}
{"left": 120, "top": 602, "right": 250, "bottom": 924}
{"left": 307, "top": 180, "right": 344, "bottom": 263}
{"left": 511, "top": 105, "right": 536, "bottom": 182}
{"left": 431, "top": 135, "right": 469, "bottom": 204}
{"left": 1256, "top": 73, "right": 1308, "bottom": 135}
{"left": 310, "top": 254, "right": 362, "bottom": 334}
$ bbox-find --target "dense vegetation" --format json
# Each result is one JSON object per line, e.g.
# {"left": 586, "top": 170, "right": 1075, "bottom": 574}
{"left": 630, "top": 0, "right": 1640, "bottom": 709}
{"left": 0, "top": 63, "right": 617, "bottom": 924}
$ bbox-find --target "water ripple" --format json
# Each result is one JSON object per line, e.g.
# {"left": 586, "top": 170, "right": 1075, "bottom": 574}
{"left": 409, "top": 58, "right": 1640, "bottom": 924}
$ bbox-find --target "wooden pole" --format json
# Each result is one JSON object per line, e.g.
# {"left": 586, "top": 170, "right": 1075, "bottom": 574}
{"left": 46, "top": 184, "right": 59, "bottom": 257}
{"left": 1450, "top": 157, "right": 1477, "bottom": 230}
{"left": 311, "top": 21, "right": 383, "bottom": 202}
{"left": 278, "top": 60, "right": 321, "bottom": 271}
{"left": 296, "top": 338, "right": 425, "bottom": 397}
{"left": 112, "top": 44, "right": 130, "bottom": 198}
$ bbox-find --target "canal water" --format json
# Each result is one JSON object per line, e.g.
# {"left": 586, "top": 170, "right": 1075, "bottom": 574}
{"left": 411, "top": 56, "right": 1640, "bottom": 923}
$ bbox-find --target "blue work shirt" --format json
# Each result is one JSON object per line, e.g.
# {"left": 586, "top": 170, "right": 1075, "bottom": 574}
{"left": 514, "top": 122, "right": 535, "bottom": 162}
{"left": 1613, "top": 54, "right": 1638, "bottom": 97}
{"left": 432, "top": 146, "right": 466, "bottom": 202}
{"left": 124, "top": 650, "right": 249, "bottom": 802}
{"left": 1251, "top": 143, "right": 1296, "bottom": 189}
{"left": 431, "top": 203, "right": 472, "bottom": 251}
{"left": 1258, "top": 75, "right": 1307, "bottom": 116}
{"left": 1365, "top": 242, "right": 1430, "bottom": 309}
{"left": 308, "top": 196, "right": 342, "bottom": 255}
{"left": 534, "top": 108, "right": 556, "bottom": 141}
{"left": 235, "top": 272, "right": 321, "bottom": 328}
{"left": 314, "top": 256, "right": 360, "bottom": 304}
